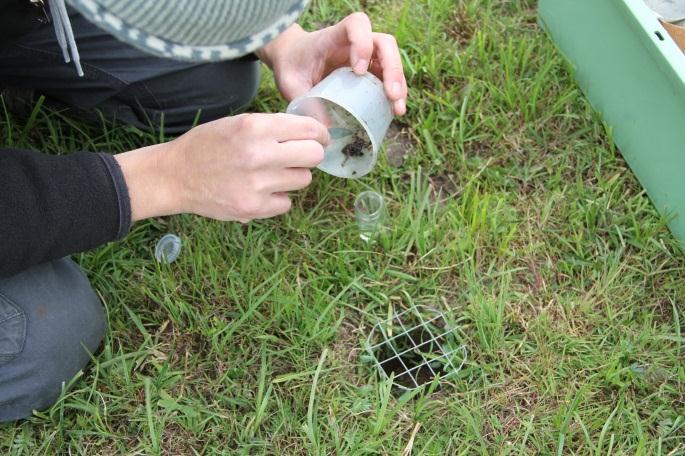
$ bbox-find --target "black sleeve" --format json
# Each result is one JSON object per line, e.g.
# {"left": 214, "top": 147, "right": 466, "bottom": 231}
{"left": 0, "top": 148, "right": 131, "bottom": 277}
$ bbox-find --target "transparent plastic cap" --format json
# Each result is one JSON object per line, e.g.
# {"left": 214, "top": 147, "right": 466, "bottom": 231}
{"left": 155, "top": 234, "right": 182, "bottom": 264}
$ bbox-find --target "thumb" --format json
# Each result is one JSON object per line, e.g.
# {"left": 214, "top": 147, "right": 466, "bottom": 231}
{"left": 326, "top": 13, "right": 373, "bottom": 74}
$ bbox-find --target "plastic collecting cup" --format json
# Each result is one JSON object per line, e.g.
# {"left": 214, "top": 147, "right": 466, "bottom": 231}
{"left": 286, "top": 67, "right": 393, "bottom": 179}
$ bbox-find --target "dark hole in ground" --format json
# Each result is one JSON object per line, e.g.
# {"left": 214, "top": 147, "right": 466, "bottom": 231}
{"left": 374, "top": 315, "right": 461, "bottom": 390}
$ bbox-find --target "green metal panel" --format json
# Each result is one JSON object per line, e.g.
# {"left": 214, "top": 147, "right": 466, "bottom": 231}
{"left": 539, "top": 0, "right": 685, "bottom": 247}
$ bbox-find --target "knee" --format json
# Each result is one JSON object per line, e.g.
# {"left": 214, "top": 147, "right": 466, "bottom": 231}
{"left": 0, "top": 259, "right": 106, "bottom": 421}
{"left": 0, "top": 295, "right": 105, "bottom": 421}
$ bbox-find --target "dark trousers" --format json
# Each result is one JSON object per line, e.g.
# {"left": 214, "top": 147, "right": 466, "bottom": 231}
{"left": 0, "top": 10, "right": 260, "bottom": 421}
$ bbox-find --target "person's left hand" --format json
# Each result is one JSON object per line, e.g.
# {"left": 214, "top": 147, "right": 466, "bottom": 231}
{"left": 256, "top": 13, "right": 407, "bottom": 116}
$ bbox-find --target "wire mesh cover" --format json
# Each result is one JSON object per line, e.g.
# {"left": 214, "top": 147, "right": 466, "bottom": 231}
{"left": 365, "top": 305, "right": 467, "bottom": 390}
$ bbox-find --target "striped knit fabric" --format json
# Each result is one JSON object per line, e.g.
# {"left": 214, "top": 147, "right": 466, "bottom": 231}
{"left": 65, "top": 0, "right": 309, "bottom": 62}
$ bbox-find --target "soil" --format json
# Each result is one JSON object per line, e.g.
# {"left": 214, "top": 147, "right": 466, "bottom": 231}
{"left": 384, "top": 122, "right": 415, "bottom": 167}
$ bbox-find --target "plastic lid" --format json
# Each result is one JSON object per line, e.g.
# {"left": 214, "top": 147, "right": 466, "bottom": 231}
{"left": 155, "top": 234, "right": 182, "bottom": 264}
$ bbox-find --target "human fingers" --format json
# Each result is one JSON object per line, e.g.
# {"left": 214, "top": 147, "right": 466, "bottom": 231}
{"left": 262, "top": 168, "right": 314, "bottom": 193}
{"left": 275, "top": 139, "right": 325, "bottom": 168}
{"left": 268, "top": 113, "right": 331, "bottom": 145}
{"left": 325, "top": 12, "right": 374, "bottom": 74}
{"left": 371, "top": 32, "right": 408, "bottom": 115}
{"left": 258, "top": 193, "right": 293, "bottom": 218}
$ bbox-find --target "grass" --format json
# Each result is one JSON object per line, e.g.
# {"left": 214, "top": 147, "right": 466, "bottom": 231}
{"left": 2, "top": 0, "right": 685, "bottom": 453}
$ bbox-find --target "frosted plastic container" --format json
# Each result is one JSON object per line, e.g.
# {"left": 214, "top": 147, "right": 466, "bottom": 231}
{"left": 286, "top": 67, "right": 393, "bottom": 179}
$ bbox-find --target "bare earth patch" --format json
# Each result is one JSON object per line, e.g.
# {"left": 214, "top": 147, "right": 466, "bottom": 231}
{"left": 428, "top": 173, "right": 459, "bottom": 203}
{"left": 384, "top": 122, "right": 415, "bottom": 167}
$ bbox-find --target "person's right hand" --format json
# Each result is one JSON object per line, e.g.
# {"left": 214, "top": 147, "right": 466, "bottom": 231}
{"left": 115, "top": 113, "right": 329, "bottom": 223}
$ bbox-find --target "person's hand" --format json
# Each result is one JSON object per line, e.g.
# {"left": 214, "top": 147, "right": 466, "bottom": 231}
{"left": 115, "top": 113, "right": 329, "bottom": 223}
{"left": 256, "top": 13, "right": 408, "bottom": 115}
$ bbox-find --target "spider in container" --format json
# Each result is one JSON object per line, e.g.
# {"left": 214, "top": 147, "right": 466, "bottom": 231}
{"left": 341, "top": 132, "right": 371, "bottom": 168}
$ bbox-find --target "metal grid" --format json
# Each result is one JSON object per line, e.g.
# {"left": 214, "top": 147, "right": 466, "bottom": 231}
{"left": 364, "top": 305, "right": 467, "bottom": 391}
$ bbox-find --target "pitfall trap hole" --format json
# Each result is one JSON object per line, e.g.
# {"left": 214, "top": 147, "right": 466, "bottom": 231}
{"left": 365, "top": 306, "right": 467, "bottom": 391}
{"left": 377, "top": 326, "right": 449, "bottom": 389}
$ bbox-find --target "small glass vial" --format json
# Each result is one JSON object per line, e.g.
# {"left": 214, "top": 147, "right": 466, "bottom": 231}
{"left": 155, "top": 234, "right": 182, "bottom": 264}
{"left": 354, "top": 191, "right": 385, "bottom": 242}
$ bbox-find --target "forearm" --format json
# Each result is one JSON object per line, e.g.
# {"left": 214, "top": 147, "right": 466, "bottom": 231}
{"left": 0, "top": 148, "right": 130, "bottom": 277}
{"left": 113, "top": 142, "right": 181, "bottom": 222}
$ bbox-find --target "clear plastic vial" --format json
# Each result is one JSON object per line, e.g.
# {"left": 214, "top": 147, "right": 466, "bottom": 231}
{"left": 155, "top": 234, "right": 182, "bottom": 264}
{"left": 354, "top": 191, "right": 385, "bottom": 242}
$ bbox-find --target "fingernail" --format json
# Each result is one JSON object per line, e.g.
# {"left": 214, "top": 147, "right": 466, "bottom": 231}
{"left": 395, "top": 98, "right": 406, "bottom": 115}
{"left": 391, "top": 82, "right": 401, "bottom": 98}
{"left": 354, "top": 59, "right": 368, "bottom": 74}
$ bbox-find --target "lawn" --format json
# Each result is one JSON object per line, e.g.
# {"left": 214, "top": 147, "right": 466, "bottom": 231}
{"left": 2, "top": 0, "right": 684, "bottom": 454}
